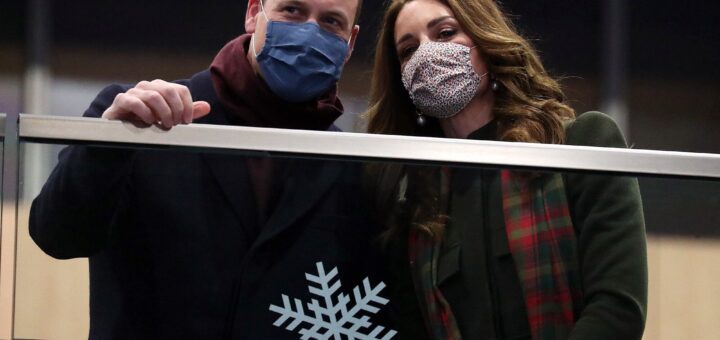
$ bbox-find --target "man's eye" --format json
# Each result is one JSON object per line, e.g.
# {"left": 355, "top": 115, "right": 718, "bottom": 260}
{"left": 324, "top": 17, "right": 341, "bottom": 27}
{"left": 282, "top": 6, "right": 300, "bottom": 15}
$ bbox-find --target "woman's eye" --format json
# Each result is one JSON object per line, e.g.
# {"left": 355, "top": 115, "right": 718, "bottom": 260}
{"left": 439, "top": 29, "right": 456, "bottom": 39}
{"left": 399, "top": 46, "right": 418, "bottom": 60}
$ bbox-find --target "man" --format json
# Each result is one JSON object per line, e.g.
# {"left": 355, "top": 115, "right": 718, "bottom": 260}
{"left": 30, "top": 0, "right": 388, "bottom": 339}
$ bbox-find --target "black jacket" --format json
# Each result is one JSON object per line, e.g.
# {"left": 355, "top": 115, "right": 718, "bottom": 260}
{"left": 29, "top": 70, "right": 389, "bottom": 339}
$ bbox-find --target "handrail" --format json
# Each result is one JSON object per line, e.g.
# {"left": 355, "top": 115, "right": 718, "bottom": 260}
{"left": 18, "top": 114, "right": 720, "bottom": 179}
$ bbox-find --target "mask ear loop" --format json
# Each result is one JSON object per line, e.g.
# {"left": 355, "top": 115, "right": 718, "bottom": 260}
{"left": 251, "top": 34, "right": 259, "bottom": 58}
{"left": 343, "top": 25, "right": 355, "bottom": 59}
{"left": 469, "top": 45, "right": 493, "bottom": 87}
{"left": 468, "top": 45, "right": 489, "bottom": 78}
{"left": 251, "top": 0, "right": 271, "bottom": 58}
{"left": 473, "top": 45, "right": 499, "bottom": 92}
{"left": 258, "top": 0, "right": 269, "bottom": 21}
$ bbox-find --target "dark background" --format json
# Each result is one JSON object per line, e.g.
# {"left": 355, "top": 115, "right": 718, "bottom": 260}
{"left": 3, "top": 1, "right": 719, "bottom": 82}
{"left": 1, "top": 0, "right": 719, "bottom": 237}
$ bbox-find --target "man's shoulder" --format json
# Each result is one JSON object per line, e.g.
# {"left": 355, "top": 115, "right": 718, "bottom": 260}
{"left": 185, "top": 69, "right": 217, "bottom": 101}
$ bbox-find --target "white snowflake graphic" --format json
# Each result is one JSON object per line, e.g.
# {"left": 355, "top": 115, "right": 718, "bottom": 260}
{"left": 269, "top": 262, "right": 397, "bottom": 340}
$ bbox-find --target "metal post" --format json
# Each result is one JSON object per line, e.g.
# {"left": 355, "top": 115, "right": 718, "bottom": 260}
{"left": 1, "top": 1, "right": 53, "bottom": 337}
{"left": 602, "top": 0, "right": 630, "bottom": 137}
{"left": 23, "top": 0, "right": 53, "bottom": 204}
{"left": 0, "top": 112, "right": 19, "bottom": 339}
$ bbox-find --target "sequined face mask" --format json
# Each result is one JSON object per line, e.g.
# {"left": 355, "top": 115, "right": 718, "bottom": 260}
{"left": 401, "top": 41, "right": 488, "bottom": 119}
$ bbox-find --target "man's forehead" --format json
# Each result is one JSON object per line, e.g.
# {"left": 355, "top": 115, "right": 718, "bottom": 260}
{"left": 266, "top": 0, "right": 359, "bottom": 16}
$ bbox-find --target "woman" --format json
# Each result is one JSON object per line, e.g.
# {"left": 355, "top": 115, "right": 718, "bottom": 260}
{"left": 365, "top": 0, "right": 647, "bottom": 339}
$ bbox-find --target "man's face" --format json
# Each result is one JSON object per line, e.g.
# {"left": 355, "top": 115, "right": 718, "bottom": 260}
{"left": 245, "top": 0, "right": 361, "bottom": 69}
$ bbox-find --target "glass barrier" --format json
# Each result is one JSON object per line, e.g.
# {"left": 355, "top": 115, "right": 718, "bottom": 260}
{"left": 10, "top": 128, "right": 720, "bottom": 339}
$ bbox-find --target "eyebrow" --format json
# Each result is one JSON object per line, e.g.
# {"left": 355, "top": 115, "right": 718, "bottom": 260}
{"left": 323, "top": 9, "right": 351, "bottom": 29}
{"left": 276, "top": 0, "right": 352, "bottom": 30}
{"left": 275, "top": 0, "right": 305, "bottom": 9}
{"left": 395, "top": 15, "right": 454, "bottom": 46}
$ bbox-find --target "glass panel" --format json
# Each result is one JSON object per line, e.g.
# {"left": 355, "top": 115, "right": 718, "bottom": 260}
{"left": 14, "top": 141, "right": 720, "bottom": 339}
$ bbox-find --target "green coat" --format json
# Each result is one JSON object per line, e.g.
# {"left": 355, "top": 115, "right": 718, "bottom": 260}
{"left": 387, "top": 112, "right": 648, "bottom": 340}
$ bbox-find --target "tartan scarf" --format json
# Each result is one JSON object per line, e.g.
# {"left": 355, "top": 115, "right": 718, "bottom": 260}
{"left": 408, "top": 170, "right": 583, "bottom": 339}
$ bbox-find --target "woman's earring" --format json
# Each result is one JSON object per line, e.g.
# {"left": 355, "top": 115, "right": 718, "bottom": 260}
{"left": 491, "top": 80, "right": 500, "bottom": 92}
{"left": 416, "top": 111, "right": 426, "bottom": 127}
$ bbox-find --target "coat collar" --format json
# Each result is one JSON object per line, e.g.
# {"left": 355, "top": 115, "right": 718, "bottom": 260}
{"left": 209, "top": 34, "right": 344, "bottom": 130}
{"left": 203, "top": 153, "right": 344, "bottom": 250}
{"left": 252, "top": 159, "right": 344, "bottom": 249}
{"left": 189, "top": 71, "right": 345, "bottom": 249}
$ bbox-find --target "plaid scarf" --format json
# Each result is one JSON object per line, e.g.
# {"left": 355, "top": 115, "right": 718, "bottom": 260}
{"left": 409, "top": 170, "right": 582, "bottom": 339}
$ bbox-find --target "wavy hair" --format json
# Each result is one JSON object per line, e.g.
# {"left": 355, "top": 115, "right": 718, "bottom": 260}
{"left": 364, "top": 0, "right": 576, "bottom": 240}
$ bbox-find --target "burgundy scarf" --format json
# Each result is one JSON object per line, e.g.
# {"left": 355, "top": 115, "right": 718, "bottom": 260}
{"left": 208, "top": 34, "right": 344, "bottom": 222}
{"left": 209, "top": 34, "right": 343, "bottom": 130}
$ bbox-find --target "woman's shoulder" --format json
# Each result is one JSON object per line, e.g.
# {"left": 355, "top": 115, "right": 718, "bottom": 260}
{"left": 564, "top": 111, "right": 629, "bottom": 148}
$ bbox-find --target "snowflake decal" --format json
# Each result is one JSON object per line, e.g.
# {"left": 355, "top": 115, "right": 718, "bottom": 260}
{"left": 269, "top": 262, "right": 397, "bottom": 340}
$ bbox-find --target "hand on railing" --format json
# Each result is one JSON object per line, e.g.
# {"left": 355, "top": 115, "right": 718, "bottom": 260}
{"left": 102, "top": 79, "right": 211, "bottom": 129}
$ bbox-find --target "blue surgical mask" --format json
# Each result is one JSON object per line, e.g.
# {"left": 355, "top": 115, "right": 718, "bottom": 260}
{"left": 252, "top": 2, "right": 350, "bottom": 103}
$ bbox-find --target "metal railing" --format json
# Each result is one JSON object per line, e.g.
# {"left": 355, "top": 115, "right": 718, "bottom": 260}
{"left": 1, "top": 113, "right": 719, "bottom": 339}
{"left": 18, "top": 114, "right": 720, "bottom": 179}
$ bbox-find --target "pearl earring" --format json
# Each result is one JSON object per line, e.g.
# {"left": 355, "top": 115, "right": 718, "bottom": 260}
{"left": 416, "top": 111, "right": 426, "bottom": 127}
{"left": 491, "top": 80, "right": 500, "bottom": 92}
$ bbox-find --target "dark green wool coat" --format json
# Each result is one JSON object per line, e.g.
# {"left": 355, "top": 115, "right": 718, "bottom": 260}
{"left": 387, "top": 111, "right": 648, "bottom": 340}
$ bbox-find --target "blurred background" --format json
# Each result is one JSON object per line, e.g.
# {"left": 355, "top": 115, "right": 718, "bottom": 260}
{"left": 1, "top": 0, "right": 719, "bottom": 339}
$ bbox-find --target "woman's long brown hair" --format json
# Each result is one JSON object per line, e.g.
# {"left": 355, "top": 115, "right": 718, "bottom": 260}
{"left": 364, "top": 0, "right": 576, "bottom": 240}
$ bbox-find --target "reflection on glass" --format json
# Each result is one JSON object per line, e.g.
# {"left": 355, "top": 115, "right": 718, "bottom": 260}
{"left": 19, "top": 143, "right": 391, "bottom": 339}
{"left": 13, "top": 142, "right": 720, "bottom": 339}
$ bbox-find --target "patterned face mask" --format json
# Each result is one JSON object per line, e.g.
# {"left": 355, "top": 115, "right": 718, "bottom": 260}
{"left": 401, "top": 41, "right": 488, "bottom": 119}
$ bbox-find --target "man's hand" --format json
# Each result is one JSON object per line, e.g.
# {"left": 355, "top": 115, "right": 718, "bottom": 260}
{"left": 102, "top": 79, "right": 212, "bottom": 129}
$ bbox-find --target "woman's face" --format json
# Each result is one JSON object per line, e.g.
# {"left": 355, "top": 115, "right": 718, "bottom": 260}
{"left": 394, "top": 0, "right": 488, "bottom": 76}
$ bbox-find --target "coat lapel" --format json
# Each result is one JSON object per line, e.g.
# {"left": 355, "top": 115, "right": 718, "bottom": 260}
{"left": 190, "top": 70, "right": 344, "bottom": 253}
{"left": 193, "top": 73, "right": 260, "bottom": 244}
{"left": 202, "top": 152, "right": 259, "bottom": 245}
{"left": 252, "top": 159, "right": 345, "bottom": 249}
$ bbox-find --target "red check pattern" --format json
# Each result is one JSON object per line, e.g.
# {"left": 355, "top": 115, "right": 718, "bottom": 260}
{"left": 409, "top": 170, "right": 582, "bottom": 339}
{"left": 501, "top": 171, "right": 582, "bottom": 339}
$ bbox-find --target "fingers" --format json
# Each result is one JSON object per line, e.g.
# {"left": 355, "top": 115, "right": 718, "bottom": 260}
{"left": 126, "top": 87, "right": 174, "bottom": 128}
{"left": 102, "top": 80, "right": 211, "bottom": 128}
{"left": 192, "top": 101, "right": 211, "bottom": 120}
{"left": 176, "top": 84, "right": 194, "bottom": 124}
{"left": 137, "top": 80, "right": 190, "bottom": 127}
{"left": 103, "top": 92, "right": 156, "bottom": 125}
